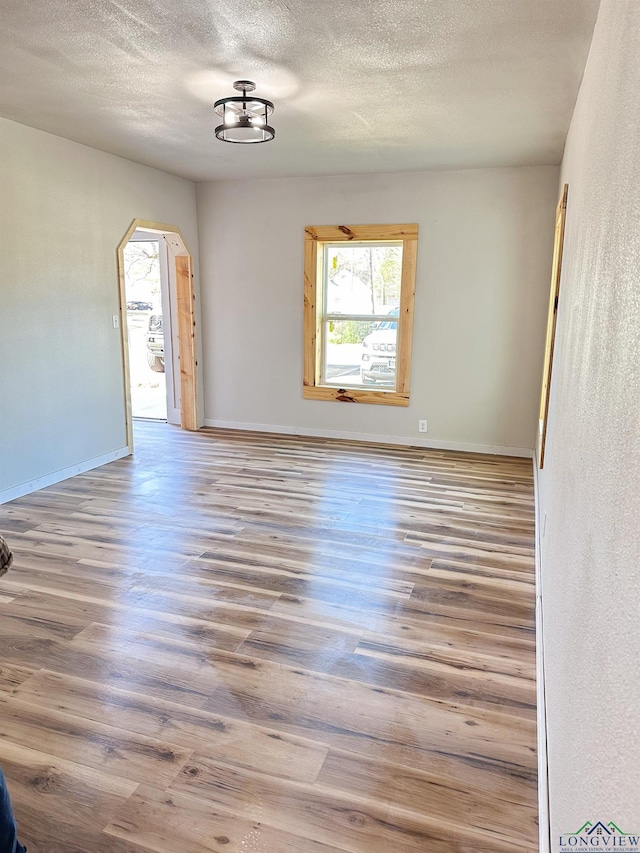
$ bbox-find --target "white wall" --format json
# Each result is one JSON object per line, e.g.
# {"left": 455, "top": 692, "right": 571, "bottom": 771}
{"left": 197, "top": 165, "right": 558, "bottom": 454}
{"left": 537, "top": 0, "right": 640, "bottom": 845}
{"left": 0, "top": 118, "right": 200, "bottom": 500}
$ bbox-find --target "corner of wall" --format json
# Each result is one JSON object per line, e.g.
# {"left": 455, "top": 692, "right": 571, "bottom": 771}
{"left": 0, "top": 446, "right": 130, "bottom": 506}
{"left": 533, "top": 457, "right": 551, "bottom": 853}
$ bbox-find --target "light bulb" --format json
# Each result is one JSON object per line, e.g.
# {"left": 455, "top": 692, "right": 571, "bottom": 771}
{"left": 226, "top": 111, "right": 237, "bottom": 124}
{"left": 252, "top": 115, "right": 265, "bottom": 126}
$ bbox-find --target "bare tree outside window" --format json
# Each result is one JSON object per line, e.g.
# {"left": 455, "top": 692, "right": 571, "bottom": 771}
{"left": 123, "top": 241, "right": 161, "bottom": 304}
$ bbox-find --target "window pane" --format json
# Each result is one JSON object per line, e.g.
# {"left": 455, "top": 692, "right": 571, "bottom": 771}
{"left": 325, "top": 243, "right": 403, "bottom": 316}
{"left": 323, "top": 319, "right": 397, "bottom": 389}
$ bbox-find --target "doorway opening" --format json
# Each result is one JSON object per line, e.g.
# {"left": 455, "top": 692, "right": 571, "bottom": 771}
{"left": 117, "top": 220, "right": 199, "bottom": 451}
{"left": 123, "top": 234, "right": 171, "bottom": 421}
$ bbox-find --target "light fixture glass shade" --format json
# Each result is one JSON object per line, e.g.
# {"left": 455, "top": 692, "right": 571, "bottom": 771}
{"left": 214, "top": 80, "right": 275, "bottom": 144}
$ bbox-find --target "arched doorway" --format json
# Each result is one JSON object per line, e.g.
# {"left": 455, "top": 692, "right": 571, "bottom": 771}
{"left": 116, "top": 219, "right": 199, "bottom": 450}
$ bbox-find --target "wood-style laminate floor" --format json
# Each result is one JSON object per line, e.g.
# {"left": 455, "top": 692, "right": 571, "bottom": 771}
{"left": 0, "top": 421, "right": 538, "bottom": 852}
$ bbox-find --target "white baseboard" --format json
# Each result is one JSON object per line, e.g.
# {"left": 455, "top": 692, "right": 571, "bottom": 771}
{"left": 533, "top": 459, "right": 551, "bottom": 853}
{"left": 0, "top": 446, "right": 130, "bottom": 505}
{"left": 203, "top": 418, "right": 533, "bottom": 458}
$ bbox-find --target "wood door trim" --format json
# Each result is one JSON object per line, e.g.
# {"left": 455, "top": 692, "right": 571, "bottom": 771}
{"left": 537, "top": 185, "right": 568, "bottom": 469}
{"left": 175, "top": 255, "right": 198, "bottom": 431}
{"left": 116, "top": 219, "right": 199, "bottom": 449}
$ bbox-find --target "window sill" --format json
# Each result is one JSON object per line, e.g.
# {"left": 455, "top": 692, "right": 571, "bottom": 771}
{"left": 302, "top": 385, "right": 410, "bottom": 406}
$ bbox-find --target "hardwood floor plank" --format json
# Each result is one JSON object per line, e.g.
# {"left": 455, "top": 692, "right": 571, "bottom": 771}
{"left": 105, "top": 785, "right": 349, "bottom": 853}
{"left": 316, "top": 747, "right": 538, "bottom": 847}
{"left": 0, "top": 624, "right": 220, "bottom": 708}
{"left": 16, "top": 670, "right": 330, "bottom": 784}
{"left": 354, "top": 632, "right": 536, "bottom": 682}
{"left": 13, "top": 814, "right": 155, "bottom": 853}
{"left": 0, "top": 661, "right": 36, "bottom": 694}
{"left": 0, "top": 694, "right": 192, "bottom": 787}
{"left": 270, "top": 589, "right": 535, "bottom": 641}
{"left": 188, "top": 554, "right": 417, "bottom": 597}
{"left": 237, "top": 631, "right": 536, "bottom": 716}
{"left": 4, "top": 587, "right": 251, "bottom": 651}
{"left": 202, "top": 650, "right": 537, "bottom": 763}
{"left": 0, "top": 609, "right": 87, "bottom": 643}
{"left": 0, "top": 739, "right": 139, "bottom": 847}
{"left": 170, "top": 754, "right": 533, "bottom": 853}
{"left": 428, "top": 558, "right": 536, "bottom": 586}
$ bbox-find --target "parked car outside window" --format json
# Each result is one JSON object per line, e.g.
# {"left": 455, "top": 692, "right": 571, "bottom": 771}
{"left": 146, "top": 314, "right": 165, "bottom": 372}
{"left": 360, "top": 307, "right": 398, "bottom": 385}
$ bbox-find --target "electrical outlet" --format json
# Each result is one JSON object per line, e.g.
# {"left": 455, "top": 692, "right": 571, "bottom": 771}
{"left": 543, "top": 511, "right": 547, "bottom": 537}
{"left": 112, "top": 315, "right": 120, "bottom": 329}
{"left": 418, "top": 419, "right": 428, "bottom": 433}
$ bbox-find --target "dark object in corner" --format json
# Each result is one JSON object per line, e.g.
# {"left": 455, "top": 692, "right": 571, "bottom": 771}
{"left": 0, "top": 533, "right": 13, "bottom": 578}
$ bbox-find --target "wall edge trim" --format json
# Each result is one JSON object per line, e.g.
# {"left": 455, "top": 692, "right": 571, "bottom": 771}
{"left": 534, "top": 457, "right": 551, "bottom": 853}
{"left": 0, "top": 446, "right": 131, "bottom": 505}
{"left": 202, "top": 419, "right": 533, "bottom": 457}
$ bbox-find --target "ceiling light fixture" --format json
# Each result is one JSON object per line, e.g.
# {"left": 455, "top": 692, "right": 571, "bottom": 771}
{"left": 214, "top": 80, "right": 275, "bottom": 144}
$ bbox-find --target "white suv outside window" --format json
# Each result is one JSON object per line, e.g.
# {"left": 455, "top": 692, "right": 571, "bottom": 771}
{"left": 360, "top": 307, "right": 398, "bottom": 386}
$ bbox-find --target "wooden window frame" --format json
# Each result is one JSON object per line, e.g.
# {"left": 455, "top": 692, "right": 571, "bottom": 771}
{"left": 537, "top": 184, "right": 568, "bottom": 468}
{"left": 303, "top": 224, "right": 418, "bottom": 407}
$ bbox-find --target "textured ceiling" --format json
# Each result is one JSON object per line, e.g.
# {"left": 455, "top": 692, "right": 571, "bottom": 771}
{"left": 0, "top": 0, "right": 599, "bottom": 181}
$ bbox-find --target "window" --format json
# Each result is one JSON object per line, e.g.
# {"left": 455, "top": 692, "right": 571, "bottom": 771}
{"left": 303, "top": 224, "right": 418, "bottom": 406}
